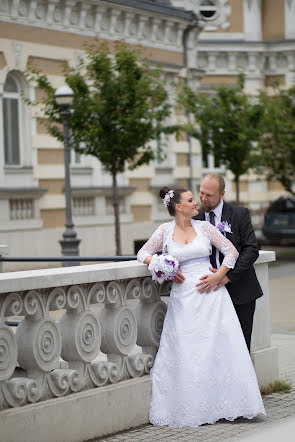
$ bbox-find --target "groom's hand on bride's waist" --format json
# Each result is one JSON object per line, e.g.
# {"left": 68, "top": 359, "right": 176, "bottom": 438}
{"left": 209, "top": 268, "right": 230, "bottom": 291}
{"left": 173, "top": 269, "right": 185, "bottom": 283}
{"left": 196, "top": 268, "right": 229, "bottom": 293}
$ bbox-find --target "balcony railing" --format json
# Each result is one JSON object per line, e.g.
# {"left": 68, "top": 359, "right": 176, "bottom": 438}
{"left": 0, "top": 250, "right": 278, "bottom": 441}
{"left": 0, "top": 260, "right": 171, "bottom": 410}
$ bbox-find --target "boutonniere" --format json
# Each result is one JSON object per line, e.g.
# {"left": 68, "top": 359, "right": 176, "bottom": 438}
{"left": 217, "top": 221, "right": 232, "bottom": 234}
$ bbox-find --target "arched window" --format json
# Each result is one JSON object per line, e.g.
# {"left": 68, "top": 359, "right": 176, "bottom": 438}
{"left": 2, "top": 73, "right": 21, "bottom": 165}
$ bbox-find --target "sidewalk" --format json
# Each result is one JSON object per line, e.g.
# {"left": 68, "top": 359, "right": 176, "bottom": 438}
{"left": 97, "top": 333, "right": 295, "bottom": 442}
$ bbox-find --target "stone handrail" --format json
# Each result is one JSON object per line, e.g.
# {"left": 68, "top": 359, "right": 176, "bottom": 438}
{"left": 0, "top": 250, "right": 277, "bottom": 416}
{"left": 0, "top": 261, "right": 169, "bottom": 410}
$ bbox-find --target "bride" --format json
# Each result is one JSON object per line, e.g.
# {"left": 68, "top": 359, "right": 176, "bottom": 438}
{"left": 137, "top": 186, "right": 266, "bottom": 427}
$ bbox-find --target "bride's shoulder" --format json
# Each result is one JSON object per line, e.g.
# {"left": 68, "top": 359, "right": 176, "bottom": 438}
{"left": 192, "top": 219, "right": 212, "bottom": 233}
{"left": 155, "top": 220, "right": 174, "bottom": 232}
{"left": 191, "top": 219, "right": 209, "bottom": 227}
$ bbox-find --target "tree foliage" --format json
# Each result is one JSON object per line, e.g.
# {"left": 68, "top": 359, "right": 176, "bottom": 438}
{"left": 257, "top": 85, "right": 295, "bottom": 195}
{"left": 27, "top": 43, "right": 172, "bottom": 254}
{"left": 180, "top": 74, "right": 262, "bottom": 204}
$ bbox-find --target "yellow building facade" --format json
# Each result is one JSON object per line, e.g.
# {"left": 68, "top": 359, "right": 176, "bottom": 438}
{"left": 0, "top": 0, "right": 294, "bottom": 269}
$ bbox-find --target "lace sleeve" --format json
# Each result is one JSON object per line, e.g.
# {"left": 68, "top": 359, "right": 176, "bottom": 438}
{"left": 200, "top": 221, "right": 239, "bottom": 269}
{"left": 137, "top": 224, "right": 166, "bottom": 263}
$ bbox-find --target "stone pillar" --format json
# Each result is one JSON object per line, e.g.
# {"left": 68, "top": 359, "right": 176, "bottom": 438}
{"left": 251, "top": 250, "right": 279, "bottom": 386}
{"left": 0, "top": 245, "right": 8, "bottom": 273}
{"left": 243, "top": 0, "right": 262, "bottom": 41}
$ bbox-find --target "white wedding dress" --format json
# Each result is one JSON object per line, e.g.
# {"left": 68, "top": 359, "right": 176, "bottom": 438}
{"left": 137, "top": 220, "right": 266, "bottom": 427}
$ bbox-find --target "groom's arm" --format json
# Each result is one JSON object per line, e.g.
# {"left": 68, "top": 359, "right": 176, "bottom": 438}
{"left": 226, "top": 207, "right": 259, "bottom": 284}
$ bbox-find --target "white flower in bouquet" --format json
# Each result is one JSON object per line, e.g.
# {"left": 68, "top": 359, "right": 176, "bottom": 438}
{"left": 148, "top": 253, "right": 179, "bottom": 284}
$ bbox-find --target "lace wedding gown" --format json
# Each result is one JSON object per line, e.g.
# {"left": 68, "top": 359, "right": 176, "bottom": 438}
{"left": 137, "top": 220, "right": 266, "bottom": 427}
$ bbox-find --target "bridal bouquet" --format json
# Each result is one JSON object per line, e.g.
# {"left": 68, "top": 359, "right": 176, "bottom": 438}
{"left": 148, "top": 253, "right": 179, "bottom": 284}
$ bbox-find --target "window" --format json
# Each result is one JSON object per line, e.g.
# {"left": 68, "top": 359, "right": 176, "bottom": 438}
{"left": 198, "top": 0, "right": 219, "bottom": 21}
{"left": 3, "top": 74, "right": 21, "bottom": 165}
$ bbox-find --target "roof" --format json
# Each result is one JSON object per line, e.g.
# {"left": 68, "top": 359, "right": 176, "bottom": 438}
{"left": 103, "top": 0, "right": 198, "bottom": 21}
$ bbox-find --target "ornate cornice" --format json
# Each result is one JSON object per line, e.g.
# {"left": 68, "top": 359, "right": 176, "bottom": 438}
{"left": 0, "top": 0, "right": 196, "bottom": 52}
{"left": 195, "top": 40, "right": 295, "bottom": 78}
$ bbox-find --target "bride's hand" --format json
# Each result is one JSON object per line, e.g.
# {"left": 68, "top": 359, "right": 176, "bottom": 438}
{"left": 196, "top": 272, "right": 220, "bottom": 293}
{"left": 173, "top": 269, "right": 185, "bottom": 283}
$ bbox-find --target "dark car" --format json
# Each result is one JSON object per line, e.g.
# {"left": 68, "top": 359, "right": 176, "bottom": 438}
{"left": 263, "top": 196, "right": 295, "bottom": 242}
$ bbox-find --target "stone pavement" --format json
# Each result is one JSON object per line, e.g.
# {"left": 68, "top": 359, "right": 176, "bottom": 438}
{"left": 96, "top": 333, "right": 295, "bottom": 442}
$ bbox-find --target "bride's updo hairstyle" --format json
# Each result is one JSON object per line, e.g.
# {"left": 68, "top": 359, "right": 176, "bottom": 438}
{"left": 159, "top": 186, "right": 188, "bottom": 216}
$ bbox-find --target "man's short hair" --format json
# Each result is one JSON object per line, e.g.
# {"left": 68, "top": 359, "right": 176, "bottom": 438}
{"left": 204, "top": 173, "right": 225, "bottom": 193}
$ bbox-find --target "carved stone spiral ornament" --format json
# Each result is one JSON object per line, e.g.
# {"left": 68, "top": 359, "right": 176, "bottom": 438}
{"left": 88, "top": 282, "right": 105, "bottom": 304}
{"left": 16, "top": 318, "right": 61, "bottom": 372}
{"left": 105, "top": 281, "right": 122, "bottom": 304}
{"left": 124, "top": 279, "right": 141, "bottom": 301}
{"left": 59, "top": 310, "right": 101, "bottom": 362}
{"left": 99, "top": 306, "right": 137, "bottom": 355}
{"left": 0, "top": 273, "right": 167, "bottom": 409}
{"left": 0, "top": 323, "right": 17, "bottom": 381}
{"left": 136, "top": 300, "right": 167, "bottom": 348}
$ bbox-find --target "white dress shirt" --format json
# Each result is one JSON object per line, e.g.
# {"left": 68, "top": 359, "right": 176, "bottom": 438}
{"left": 204, "top": 199, "right": 224, "bottom": 268}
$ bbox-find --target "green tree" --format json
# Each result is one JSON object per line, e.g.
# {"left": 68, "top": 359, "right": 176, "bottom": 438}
{"left": 180, "top": 74, "right": 262, "bottom": 204}
{"left": 27, "top": 43, "right": 171, "bottom": 255}
{"left": 257, "top": 85, "right": 295, "bottom": 195}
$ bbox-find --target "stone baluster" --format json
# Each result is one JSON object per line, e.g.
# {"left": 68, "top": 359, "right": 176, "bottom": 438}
{"left": 0, "top": 291, "right": 39, "bottom": 409}
{"left": 28, "top": 0, "right": 37, "bottom": 21}
{"left": 98, "top": 279, "right": 152, "bottom": 382}
{"left": 287, "top": 52, "right": 295, "bottom": 72}
{"left": 208, "top": 52, "right": 217, "bottom": 72}
{"left": 248, "top": 53, "right": 257, "bottom": 72}
{"left": 138, "top": 16, "right": 149, "bottom": 39}
{"left": 109, "top": 9, "right": 121, "bottom": 36}
{"left": 79, "top": 3, "right": 91, "bottom": 30}
{"left": 94, "top": 6, "right": 106, "bottom": 33}
{"left": 228, "top": 53, "right": 236, "bottom": 71}
{"left": 64, "top": 0, "right": 76, "bottom": 28}
{"left": 59, "top": 283, "right": 109, "bottom": 390}
{"left": 135, "top": 278, "right": 168, "bottom": 359}
{"left": 268, "top": 54, "right": 277, "bottom": 72}
{"left": 124, "top": 12, "right": 135, "bottom": 37}
{"left": 151, "top": 17, "right": 162, "bottom": 42}
{"left": 11, "top": 0, "right": 21, "bottom": 18}
{"left": 176, "top": 22, "right": 186, "bottom": 47}
{"left": 163, "top": 21, "right": 173, "bottom": 44}
{"left": 47, "top": 0, "right": 59, "bottom": 25}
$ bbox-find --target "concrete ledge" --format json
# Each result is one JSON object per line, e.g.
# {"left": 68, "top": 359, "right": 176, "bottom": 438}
{"left": 0, "top": 377, "right": 151, "bottom": 442}
{"left": 251, "top": 346, "right": 279, "bottom": 387}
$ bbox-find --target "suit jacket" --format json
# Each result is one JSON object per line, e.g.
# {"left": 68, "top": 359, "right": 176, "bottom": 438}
{"left": 193, "top": 201, "right": 263, "bottom": 305}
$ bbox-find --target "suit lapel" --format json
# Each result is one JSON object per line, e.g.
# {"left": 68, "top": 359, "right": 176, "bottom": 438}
{"left": 193, "top": 211, "right": 205, "bottom": 221}
{"left": 219, "top": 202, "right": 232, "bottom": 264}
{"left": 221, "top": 201, "right": 231, "bottom": 223}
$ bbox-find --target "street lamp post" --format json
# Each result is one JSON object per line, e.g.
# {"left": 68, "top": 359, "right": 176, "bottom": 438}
{"left": 54, "top": 85, "right": 80, "bottom": 266}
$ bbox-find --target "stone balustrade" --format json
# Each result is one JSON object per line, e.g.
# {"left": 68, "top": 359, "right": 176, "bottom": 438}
{"left": 0, "top": 261, "right": 169, "bottom": 410}
{"left": 0, "top": 251, "right": 277, "bottom": 441}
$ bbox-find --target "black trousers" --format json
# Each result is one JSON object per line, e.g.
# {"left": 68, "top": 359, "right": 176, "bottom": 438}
{"left": 233, "top": 300, "right": 256, "bottom": 353}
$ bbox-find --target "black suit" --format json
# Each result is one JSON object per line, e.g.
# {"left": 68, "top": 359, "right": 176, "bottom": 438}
{"left": 193, "top": 201, "right": 263, "bottom": 351}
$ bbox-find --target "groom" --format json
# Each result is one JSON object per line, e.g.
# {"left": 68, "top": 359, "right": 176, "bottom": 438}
{"left": 193, "top": 173, "right": 263, "bottom": 352}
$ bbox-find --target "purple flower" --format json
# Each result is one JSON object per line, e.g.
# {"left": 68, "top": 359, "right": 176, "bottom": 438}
{"left": 217, "top": 221, "right": 232, "bottom": 234}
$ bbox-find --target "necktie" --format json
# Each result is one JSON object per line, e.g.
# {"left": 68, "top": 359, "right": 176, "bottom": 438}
{"left": 209, "top": 211, "right": 217, "bottom": 269}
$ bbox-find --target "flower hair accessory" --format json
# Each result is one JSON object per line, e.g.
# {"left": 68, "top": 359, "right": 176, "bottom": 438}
{"left": 148, "top": 253, "right": 179, "bottom": 284}
{"left": 217, "top": 221, "right": 232, "bottom": 234}
{"left": 163, "top": 190, "right": 174, "bottom": 207}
